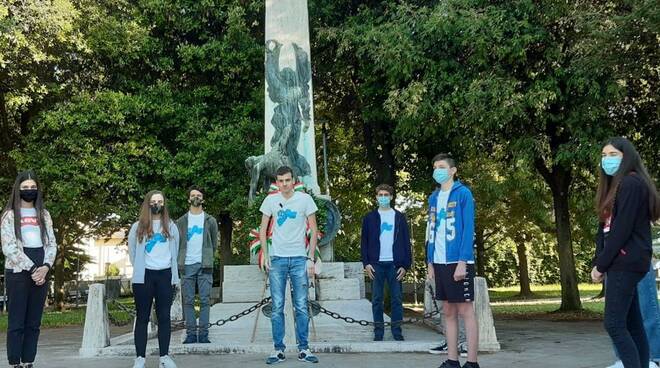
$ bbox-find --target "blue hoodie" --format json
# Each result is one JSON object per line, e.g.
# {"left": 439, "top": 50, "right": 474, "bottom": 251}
{"left": 425, "top": 180, "right": 475, "bottom": 264}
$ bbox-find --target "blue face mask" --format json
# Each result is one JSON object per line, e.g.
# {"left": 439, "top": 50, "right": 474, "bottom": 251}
{"left": 377, "top": 196, "right": 391, "bottom": 208}
{"left": 433, "top": 168, "right": 451, "bottom": 185}
{"left": 601, "top": 156, "right": 622, "bottom": 176}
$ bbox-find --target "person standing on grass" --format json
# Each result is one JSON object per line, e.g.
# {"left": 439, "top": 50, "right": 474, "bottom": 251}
{"left": 128, "top": 190, "right": 180, "bottom": 368}
{"left": 1, "top": 170, "right": 57, "bottom": 368}
{"left": 259, "top": 166, "right": 319, "bottom": 364}
{"left": 425, "top": 154, "right": 480, "bottom": 368}
{"left": 360, "top": 183, "right": 412, "bottom": 341}
{"left": 592, "top": 137, "right": 660, "bottom": 368}
{"left": 177, "top": 186, "right": 218, "bottom": 344}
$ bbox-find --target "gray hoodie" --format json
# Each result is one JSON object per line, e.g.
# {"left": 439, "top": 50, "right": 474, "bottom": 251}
{"left": 128, "top": 220, "right": 180, "bottom": 285}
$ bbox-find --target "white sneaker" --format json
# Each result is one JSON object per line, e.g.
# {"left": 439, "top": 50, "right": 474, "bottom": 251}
{"left": 132, "top": 357, "right": 146, "bottom": 368}
{"left": 159, "top": 355, "right": 177, "bottom": 368}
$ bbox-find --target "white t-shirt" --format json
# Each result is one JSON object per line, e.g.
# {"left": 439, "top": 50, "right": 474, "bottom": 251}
{"left": 378, "top": 209, "right": 395, "bottom": 262}
{"left": 259, "top": 191, "right": 318, "bottom": 257}
{"left": 433, "top": 189, "right": 451, "bottom": 264}
{"left": 185, "top": 212, "right": 205, "bottom": 265}
{"left": 144, "top": 220, "right": 172, "bottom": 270}
{"left": 20, "top": 208, "right": 43, "bottom": 248}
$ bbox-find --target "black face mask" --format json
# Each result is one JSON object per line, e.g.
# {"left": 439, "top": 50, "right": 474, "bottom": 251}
{"left": 20, "top": 189, "right": 38, "bottom": 203}
{"left": 150, "top": 205, "right": 163, "bottom": 215}
{"left": 189, "top": 197, "right": 204, "bottom": 207}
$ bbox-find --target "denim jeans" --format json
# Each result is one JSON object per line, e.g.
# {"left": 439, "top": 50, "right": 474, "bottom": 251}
{"left": 269, "top": 256, "right": 309, "bottom": 351}
{"left": 371, "top": 262, "right": 403, "bottom": 338}
{"left": 605, "top": 271, "right": 649, "bottom": 368}
{"left": 613, "top": 265, "right": 660, "bottom": 362}
{"left": 182, "top": 263, "right": 213, "bottom": 337}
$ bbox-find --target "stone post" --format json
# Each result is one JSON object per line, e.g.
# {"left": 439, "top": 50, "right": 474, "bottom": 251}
{"left": 79, "top": 284, "right": 110, "bottom": 357}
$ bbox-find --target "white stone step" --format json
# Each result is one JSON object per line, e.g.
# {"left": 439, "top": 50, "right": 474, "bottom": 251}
{"left": 317, "top": 278, "right": 361, "bottom": 301}
{"left": 317, "top": 262, "right": 345, "bottom": 279}
{"left": 344, "top": 262, "right": 366, "bottom": 298}
{"left": 223, "top": 265, "right": 266, "bottom": 283}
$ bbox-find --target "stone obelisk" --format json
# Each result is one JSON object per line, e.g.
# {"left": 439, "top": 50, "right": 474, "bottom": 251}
{"left": 264, "top": 0, "right": 320, "bottom": 195}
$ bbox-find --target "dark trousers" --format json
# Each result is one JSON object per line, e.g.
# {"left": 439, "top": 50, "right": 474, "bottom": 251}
{"left": 133, "top": 268, "right": 173, "bottom": 358}
{"left": 371, "top": 262, "right": 403, "bottom": 338}
{"left": 605, "top": 271, "right": 649, "bottom": 368}
{"left": 6, "top": 247, "right": 48, "bottom": 365}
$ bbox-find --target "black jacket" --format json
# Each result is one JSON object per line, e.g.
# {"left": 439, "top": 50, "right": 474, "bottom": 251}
{"left": 593, "top": 174, "right": 653, "bottom": 274}
{"left": 360, "top": 209, "right": 412, "bottom": 270}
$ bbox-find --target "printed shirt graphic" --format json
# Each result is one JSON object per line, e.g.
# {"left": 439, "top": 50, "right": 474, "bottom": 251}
{"left": 20, "top": 208, "right": 43, "bottom": 248}
{"left": 144, "top": 220, "right": 172, "bottom": 270}
{"left": 259, "top": 191, "right": 318, "bottom": 257}
{"left": 433, "top": 189, "right": 452, "bottom": 264}
{"left": 185, "top": 212, "right": 205, "bottom": 265}
{"left": 378, "top": 209, "right": 395, "bottom": 262}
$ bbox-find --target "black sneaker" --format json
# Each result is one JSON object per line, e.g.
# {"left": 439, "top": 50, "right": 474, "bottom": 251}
{"left": 429, "top": 341, "right": 468, "bottom": 357}
{"left": 439, "top": 360, "right": 461, "bottom": 368}
{"left": 429, "top": 342, "right": 448, "bottom": 354}
{"left": 393, "top": 335, "right": 405, "bottom": 341}
{"left": 374, "top": 335, "right": 384, "bottom": 341}
{"left": 462, "top": 362, "right": 480, "bottom": 368}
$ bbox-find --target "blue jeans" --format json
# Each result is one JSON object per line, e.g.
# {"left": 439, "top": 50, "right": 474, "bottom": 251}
{"left": 613, "top": 265, "right": 660, "bottom": 362}
{"left": 371, "top": 262, "right": 403, "bottom": 338}
{"left": 605, "top": 271, "right": 648, "bottom": 368}
{"left": 269, "top": 256, "right": 309, "bottom": 351}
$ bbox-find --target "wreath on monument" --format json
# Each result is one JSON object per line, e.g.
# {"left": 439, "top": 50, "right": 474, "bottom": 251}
{"left": 246, "top": 183, "right": 340, "bottom": 272}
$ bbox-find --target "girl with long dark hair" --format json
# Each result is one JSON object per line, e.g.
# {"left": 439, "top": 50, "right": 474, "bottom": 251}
{"left": 592, "top": 137, "right": 660, "bottom": 368}
{"left": 127, "top": 190, "right": 179, "bottom": 368}
{"left": 1, "top": 170, "right": 57, "bottom": 368}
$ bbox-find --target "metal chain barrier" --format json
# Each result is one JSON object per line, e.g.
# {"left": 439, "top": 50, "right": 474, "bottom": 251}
{"left": 308, "top": 284, "right": 442, "bottom": 327}
{"left": 106, "top": 296, "right": 273, "bottom": 329}
{"left": 106, "top": 284, "right": 440, "bottom": 329}
{"left": 107, "top": 299, "right": 136, "bottom": 327}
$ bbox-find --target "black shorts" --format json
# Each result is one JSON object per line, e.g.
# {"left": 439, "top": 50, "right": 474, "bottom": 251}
{"left": 433, "top": 263, "right": 475, "bottom": 303}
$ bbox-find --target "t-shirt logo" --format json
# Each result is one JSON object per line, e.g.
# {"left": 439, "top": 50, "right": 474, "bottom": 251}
{"left": 187, "top": 225, "right": 203, "bottom": 241}
{"left": 436, "top": 208, "right": 447, "bottom": 222}
{"left": 145, "top": 233, "right": 166, "bottom": 253}
{"left": 276, "top": 209, "right": 297, "bottom": 226}
{"left": 380, "top": 222, "right": 393, "bottom": 234}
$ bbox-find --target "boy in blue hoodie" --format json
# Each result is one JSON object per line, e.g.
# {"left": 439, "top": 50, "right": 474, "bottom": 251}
{"left": 425, "top": 154, "right": 479, "bottom": 368}
{"left": 360, "top": 184, "right": 412, "bottom": 341}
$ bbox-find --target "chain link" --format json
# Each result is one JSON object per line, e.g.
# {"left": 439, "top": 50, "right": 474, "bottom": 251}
{"left": 308, "top": 284, "right": 442, "bottom": 327}
{"left": 106, "top": 297, "right": 273, "bottom": 329}
{"left": 107, "top": 299, "right": 136, "bottom": 327}
{"left": 106, "top": 284, "right": 440, "bottom": 329}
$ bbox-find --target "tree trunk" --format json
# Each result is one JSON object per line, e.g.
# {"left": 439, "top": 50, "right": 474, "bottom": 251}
{"left": 550, "top": 167, "right": 582, "bottom": 311}
{"left": 53, "top": 252, "right": 66, "bottom": 311}
{"left": 475, "top": 224, "right": 486, "bottom": 277}
{"left": 515, "top": 237, "right": 533, "bottom": 298}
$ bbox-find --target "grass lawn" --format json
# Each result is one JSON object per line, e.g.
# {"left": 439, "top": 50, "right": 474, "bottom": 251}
{"left": 489, "top": 283, "right": 605, "bottom": 321}
{"left": 488, "top": 283, "right": 603, "bottom": 301}
{"left": 0, "top": 297, "right": 134, "bottom": 332}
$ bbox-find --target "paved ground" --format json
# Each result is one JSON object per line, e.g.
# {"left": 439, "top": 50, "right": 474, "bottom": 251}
{"left": 0, "top": 319, "right": 614, "bottom": 368}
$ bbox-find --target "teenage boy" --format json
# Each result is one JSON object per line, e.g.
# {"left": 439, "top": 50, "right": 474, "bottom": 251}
{"left": 361, "top": 183, "right": 412, "bottom": 341}
{"left": 426, "top": 154, "right": 479, "bottom": 368}
{"left": 259, "top": 166, "right": 319, "bottom": 364}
